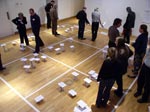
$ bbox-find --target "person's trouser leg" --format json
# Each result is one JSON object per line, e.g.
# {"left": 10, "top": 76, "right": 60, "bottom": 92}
{"left": 0, "top": 54, "right": 3, "bottom": 68}
{"left": 19, "top": 30, "right": 24, "bottom": 44}
{"left": 124, "top": 28, "right": 131, "bottom": 44}
{"left": 46, "top": 13, "right": 51, "bottom": 28}
{"left": 96, "top": 80, "right": 105, "bottom": 107}
{"left": 92, "top": 22, "right": 99, "bottom": 41}
{"left": 141, "top": 65, "right": 150, "bottom": 101}
{"left": 116, "top": 75, "right": 123, "bottom": 95}
{"left": 22, "top": 30, "right": 29, "bottom": 45}
{"left": 78, "top": 21, "right": 85, "bottom": 39}
{"left": 136, "top": 64, "right": 145, "bottom": 94}
{"left": 103, "top": 79, "right": 115, "bottom": 105}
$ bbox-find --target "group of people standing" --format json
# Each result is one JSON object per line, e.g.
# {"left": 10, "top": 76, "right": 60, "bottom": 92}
{"left": 76, "top": 7, "right": 103, "bottom": 41}
{"left": 45, "top": 0, "right": 60, "bottom": 36}
{"left": 0, "top": 0, "right": 59, "bottom": 70}
{"left": 0, "top": 3, "right": 149, "bottom": 108}
{"left": 95, "top": 6, "right": 149, "bottom": 108}
{"left": 12, "top": 8, "right": 45, "bottom": 53}
{"left": 11, "top": 0, "right": 60, "bottom": 53}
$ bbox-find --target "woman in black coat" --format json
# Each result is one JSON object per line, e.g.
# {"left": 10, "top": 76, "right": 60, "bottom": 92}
{"left": 96, "top": 47, "right": 120, "bottom": 107}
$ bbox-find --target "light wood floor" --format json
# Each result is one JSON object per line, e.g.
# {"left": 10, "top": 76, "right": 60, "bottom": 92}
{"left": 0, "top": 18, "right": 149, "bottom": 112}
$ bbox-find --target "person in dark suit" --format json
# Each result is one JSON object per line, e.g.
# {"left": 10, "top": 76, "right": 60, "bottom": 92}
{"left": 123, "top": 7, "right": 136, "bottom": 44}
{"left": 29, "top": 8, "right": 44, "bottom": 53}
{"left": 50, "top": 4, "right": 60, "bottom": 36}
{"left": 45, "top": 0, "right": 55, "bottom": 29}
{"left": 76, "top": 7, "right": 90, "bottom": 40}
{"left": 128, "top": 24, "right": 148, "bottom": 78}
{"left": 0, "top": 53, "right": 5, "bottom": 71}
{"left": 114, "top": 37, "right": 133, "bottom": 97}
{"left": 12, "top": 12, "right": 29, "bottom": 46}
{"left": 134, "top": 45, "right": 150, "bottom": 103}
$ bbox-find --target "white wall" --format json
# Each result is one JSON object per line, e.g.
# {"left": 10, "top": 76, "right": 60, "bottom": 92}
{"left": 58, "top": 0, "right": 84, "bottom": 20}
{"left": 0, "top": 0, "right": 14, "bottom": 38}
{"left": 85, "top": 0, "right": 150, "bottom": 36}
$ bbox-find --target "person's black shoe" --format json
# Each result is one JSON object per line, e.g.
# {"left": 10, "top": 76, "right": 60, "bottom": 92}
{"left": 96, "top": 104, "right": 101, "bottom": 108}
{"left": 55, "top": 32, "right": 60, "bottom": 35}
{"left": 33, "top": 51, "right": 39, "bottom": 53}
{"left": 134, "top": 92, "right": 141, "bottom": 97}
{"left": 114, "top": 90, "right": 123, "bottom": 97}
{"left": 137, "top": 98, "right": 147, "bottom": 103}
{"left": 101, "top": 102, "right": 107, "bottom": 108}
{"left": 81, "top": 38, "right": 86, "bottom": 40}
{"left": 128, "top": 74, "right": 137, "bottom": 78}
{"left": 0, "top": 67, "right": 6, "bottom": 71}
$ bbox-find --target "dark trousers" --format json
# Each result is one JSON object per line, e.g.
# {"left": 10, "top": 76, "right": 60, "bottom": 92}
{"left": 92, "top": 22, "right": 99, "bottom": 41}
{"left": 33, "top": 29, "right": 44, "bottom": 53}
{"left": 18, "top": 29, "right": 29, "bottom": 45}
{"left": 116, "top": 75, "right": 123, "bottom": 94}
{"left": 78, "top": 21, "right": 85, "bottom": 39}
{"left": 133, "top": 53, "right": 145, "bottom": 74}
{"left": 96, "top": 79, "right": 115, "bottom": 106}
{"left": 51, "top": 19, "right": 57, "bottom": 35}
{"left": 0, "top": 54, "right": 3, "bottom": 69}
{"left": 137, "top": 63, "right": 150, "bottom": 100}
{"left": 123, "top": 28, "right": 131, "bottom": 44}
{"left": 46, "top": 13, "right": 51, "bottom": 29}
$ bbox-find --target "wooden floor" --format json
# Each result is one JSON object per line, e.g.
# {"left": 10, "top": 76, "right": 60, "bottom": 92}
{"left": 0, "top": 18, "right": 149, "bottom": 112}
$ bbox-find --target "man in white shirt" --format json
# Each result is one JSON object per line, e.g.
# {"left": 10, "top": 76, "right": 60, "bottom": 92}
{"left": 91, "top": 8, "right": 103, "bottom": 41}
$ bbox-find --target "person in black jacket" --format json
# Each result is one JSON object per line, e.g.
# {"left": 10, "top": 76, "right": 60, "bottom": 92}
{"left": 123, "top": 7, "right": 136, "bottom": 44}
{"left": 128, "top": 24, "right": 148, "bottom": 78}
{"left": 29, "top": 8, "right": 44, "bottom": 53}
{"left": 134, "top": 42, "right": 150, "bottom": 103}
{"left": 114, "top": 37, "right": 133, "bottom": 97}
{"left": 96, "top": 47, "right": 120, "bottom": 108}
{"left": 45, "top": 0, "right": 55, "bottom": 29}
{"left": 76, "top": 7, "right": 90, "bottom": 40}
{"left": 12, "top": 12, "right": 29, "bottom": 46}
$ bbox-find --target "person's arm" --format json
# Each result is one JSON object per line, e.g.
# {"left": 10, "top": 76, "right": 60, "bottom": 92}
{"left": 36, "top": 15, "right": 41, "bottom": 28}
{"left": 99, "top": 13, "right": 103, "bottom": 28}
{"left": 23, "top": 17, "right": 27, "bottom": 24}
{"left": 76, "top": 11, "right": 81, "bottom": 19}
{"left": 85, "top": 13, "right": 90, "bottom": 24}
{"left": 12, "top": 18, "right": 18, "bottom": 26}
{"left": 99, "top": 18, "right": 103, "bottom": 28}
